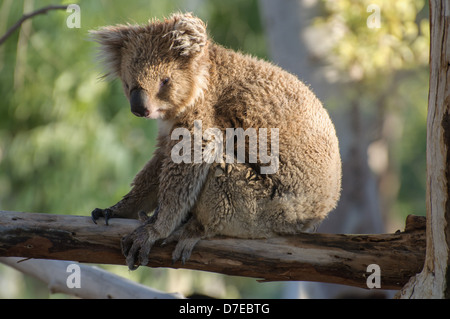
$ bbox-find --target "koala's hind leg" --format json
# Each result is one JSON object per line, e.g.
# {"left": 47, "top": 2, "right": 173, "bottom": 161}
{"left": 168, "top": 216, "right": 205, "bottom": 264}
{"left": 193, "top": 163, "right": 322, "bottom": 240}
{"left": 193, "top": 163, "right": 275, "bottom": 238}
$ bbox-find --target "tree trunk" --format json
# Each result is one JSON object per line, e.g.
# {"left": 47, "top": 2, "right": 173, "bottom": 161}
{"left": 0, "top": 210, "right": 425, "bottom": 290}
{"left": 398, "top": 0, "right": 450, "bottom": 299}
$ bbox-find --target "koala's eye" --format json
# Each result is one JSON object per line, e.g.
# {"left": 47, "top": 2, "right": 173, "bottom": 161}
{"left": 160, "top": 77, "right": 170, "bottom": 88}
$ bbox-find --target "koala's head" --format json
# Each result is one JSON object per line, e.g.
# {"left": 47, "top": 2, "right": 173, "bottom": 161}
{"left": 90, "top": 12, "right": 208, "bottom": 119}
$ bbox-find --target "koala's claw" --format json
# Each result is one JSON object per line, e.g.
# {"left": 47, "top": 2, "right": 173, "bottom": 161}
{"left": 91, "top": 208, "right": 102, "bottom": 224}
{"left": 171, "top": 237, "right": 201, "bottom": 265}
{"left": 121, "top": 224, "right": 157, "bottom": 270}
{"left": 91, "top": 208, "right": 113, "bottom": 225}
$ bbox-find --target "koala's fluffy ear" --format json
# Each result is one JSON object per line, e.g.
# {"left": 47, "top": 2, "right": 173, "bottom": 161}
{"left": 168, "top": 12, "right": 207, "bottom": 57}
{"left": 89, "top": 25, "right": 131, "bottom": 78}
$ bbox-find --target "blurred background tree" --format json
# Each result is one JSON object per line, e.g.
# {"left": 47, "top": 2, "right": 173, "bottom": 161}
{"left": 0, "top": 0, "right": 429, "bottom": 298}
{"left": 312, "top": 0, "right": 430, "bottom": 226}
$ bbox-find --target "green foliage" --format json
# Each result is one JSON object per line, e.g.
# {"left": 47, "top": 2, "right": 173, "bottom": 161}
{"left": 199, "top": 0, "right": 267, "bottom": 59}
{"left": 316, "top": 0, "right": 429, "bottom": 81}
{"left": 0, "top": 1, "right": 186, "bottom": 215}
{"left": 393, "top": 71, "right": 428, "bottom": 218}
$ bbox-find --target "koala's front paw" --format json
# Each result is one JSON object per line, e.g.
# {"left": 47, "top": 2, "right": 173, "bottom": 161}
{"left": 91, "top": 208, "right": 115, "bottom": 225}
{"left": 121, "top": 224, "right": 159, "bottom": 270}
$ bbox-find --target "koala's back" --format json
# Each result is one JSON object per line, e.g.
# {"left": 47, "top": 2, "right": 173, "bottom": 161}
{"left": 200, "top": 44, "right": 342, "bottom": 232}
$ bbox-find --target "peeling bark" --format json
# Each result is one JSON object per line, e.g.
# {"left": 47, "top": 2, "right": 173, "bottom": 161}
{"left": 398, "top": 0, "right": 450, "bottom": 299}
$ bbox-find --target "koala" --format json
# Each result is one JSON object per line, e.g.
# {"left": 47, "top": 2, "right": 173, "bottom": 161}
{"left": 89, "top": 12, "right": 341, "bottom": 270}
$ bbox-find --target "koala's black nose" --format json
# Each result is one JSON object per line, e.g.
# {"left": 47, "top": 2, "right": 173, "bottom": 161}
{"left": 130, "top": 89, "right": 149, "bottom": 117}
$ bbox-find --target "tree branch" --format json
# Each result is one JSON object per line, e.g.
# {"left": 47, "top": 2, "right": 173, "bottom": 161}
{"left": 0, "top": 257, "right": 184, "bottom": 299}
{"left": 0, "top": 210, "right": 425, "bottom": 290}
{"left": 0, "top": 5, "right": 68, "bottom": 46}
